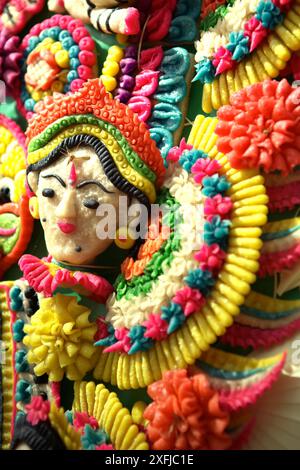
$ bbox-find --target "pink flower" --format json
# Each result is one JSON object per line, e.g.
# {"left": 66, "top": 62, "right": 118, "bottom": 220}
{"left": 194, "top": 244, "right": 226, "bottom": 272}
{"left": 191, "top": 158, "right": 220, "bottom": 184}
{"left": 204, "top": 195, "right": 233, "bottom": 221}
{"left": 103, "top": 327, "right": 131, "bottom": 353}
{"left": 213, "top": 47, "right": 234, "bottom": 75}
{"left": 96, "top": 444, "right": 114, "bottom": 450}
{"left": 94, "top": 317, "right": 109, "bottom": 342}
{"left": 173, "top": 287, "right": 205, "bottom": 317}
{"left": 143, "top": 313, "right": 168, "bottom": 340}
{"left": 73, "top": 412, "right": 99, "bottom": 433}
{"left": 167, "top": 138, "right": 193, "bottom": 163}
{"left": 244, "top": 17, "right": 267, "bottom": 52}
{"left": 25, "top": 396, "right": 50, "bottom": 426}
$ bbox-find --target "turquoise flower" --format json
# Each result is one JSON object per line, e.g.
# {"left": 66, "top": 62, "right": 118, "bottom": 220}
{"left": 15, "top": 379, "right": 32, "bottom": 404}
{"left": 193, "top": 58, "right": 215, "bottom": 84}
{"left": 227, "top": 32, "right": 250, "bottom": 61}
{"left": 15, "top": 411, "right": 26, "bottom": 424}
{"left": 94, "top": 324, "right": 115, "bottom": 347}
{"left": 9, "top": 286, "right": 23, "bottom": 312}
{"left": 15, "top": 349, "right": 30, "bottom": 373}
{"left": 161, "top": 302, "right": 185, "bottom": 334}
{"left": 179, "top": 149, "right": 208, "bottom": 173}
{"left": 81, "top": 425, "right": 109, "bottom": 450}
{"left": 184, "top": 269, "right": 215, "bottom": 295}
{"left": 204, "top": 216, "right": 231, "bottom": 248}
{"left": 128, "top": 325, "right": 153, "bottom": 354}
{"left": 65, "top": 410, "right": 74, "bottom": 425}
{"left": 13, "top": 319, "right": 25, "bottom": 343}
{"left": 202, "top": 174, "right": 231, "bottom": 197}
{"left": 256, "top": 0, "right": 283, "bottom": 29}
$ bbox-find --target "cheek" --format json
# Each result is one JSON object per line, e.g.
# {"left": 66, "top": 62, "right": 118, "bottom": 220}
{"left": 38, "top": 195, "right": 56, "bottom": 220}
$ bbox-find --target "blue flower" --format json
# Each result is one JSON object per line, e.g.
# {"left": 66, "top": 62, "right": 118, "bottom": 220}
{"left": 15, "top": 349, "right": 30, "bottom": 373}
{"left": 256, "top": 0, "right": 283, "bottom": 29}
{"left": 184, "top": 269, "right": 215, "bottom": 295}
{"left": 179, "top": 149, "right": 208, "bottom": 173}
{"left": 94, "top": 324, "right": 115, "bottom": 347}
{"left": 65, "top": 410, "right": 74, "bottom": 425}
{"left": 9, "top": 285, "right": 23, "bottom": 312}
{"left": 81, "top": 425, "right": 109, "bottom": 450}
{"left": 202, "top": 174, "right": 231, "bottom": 197}
{"left": 161, "top": 302, "right": 185, "bottom": 334}
{"left": 13, "top": 319, "right": 25, "bottom": 343}
{"left": 128, "top": 325, "right": 153, "bottom": 354}
{"left": 193, "top": 58, "right": 215, "bottom": 84}
{"left": 227, "top": 32, "right": 250, "bottom": 61}
{"left": 15, "top": 379, "right": 32, "bottom": 404}
{"left": 204, "top": 216, "right": 231, "bottom": 248}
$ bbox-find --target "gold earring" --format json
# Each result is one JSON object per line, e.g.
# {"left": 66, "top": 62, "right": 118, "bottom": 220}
{"left": 29, "top": 196, "right": 39, "bottom": 219}
{"left": 115, "top": 227, "right": 135, "bottom": 250}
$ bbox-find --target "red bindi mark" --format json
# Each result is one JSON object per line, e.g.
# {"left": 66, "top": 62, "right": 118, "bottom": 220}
{"left": 68, "top": 162, "right": 77, "bottom": 187}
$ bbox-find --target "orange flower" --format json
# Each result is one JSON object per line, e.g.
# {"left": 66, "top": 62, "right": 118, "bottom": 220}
{"left": 216, "top": 79, "right": 300, "bottom": 175}
{"left": 144, "top": 369, "right": 232, "bottom": 450}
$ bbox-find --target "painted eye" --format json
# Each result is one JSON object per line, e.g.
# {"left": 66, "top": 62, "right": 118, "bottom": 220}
{"left": 0, "top": 186, "right": 11, "bottom": 204}
{"left": 83, "top": 198, "right": 99, "bottom": 209}
{"left": 42, "top": 188, "right": 55, "bottom": 198}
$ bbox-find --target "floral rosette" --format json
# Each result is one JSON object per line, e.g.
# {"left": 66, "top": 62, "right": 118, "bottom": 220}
{"left": 93, "top": 116, "right": 268, "bottom": 390}
{"left": 194, "top": 0, "right": 300, "bottom": 112}
{"left": 20, "top": 14, "right": 98, "bottom": 118}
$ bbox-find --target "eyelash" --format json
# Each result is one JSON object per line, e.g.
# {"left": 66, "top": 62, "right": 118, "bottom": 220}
{"left": 42, "top": 188, "right": 55, "bottom": 198}
{"left": 83, "top": 199, "right": 99, "bottom": 210}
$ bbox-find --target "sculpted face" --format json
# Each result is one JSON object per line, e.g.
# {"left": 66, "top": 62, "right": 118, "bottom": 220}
{"left": 28, "top": 146, "right": 125, "bottom": 265}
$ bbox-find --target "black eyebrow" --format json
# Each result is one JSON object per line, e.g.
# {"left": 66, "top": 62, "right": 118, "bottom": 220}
{"left": 76, "top": 180, "right": 114, "bottom": 194}
{"left": 41, "top": 174, "right": 66, "bottom": 188}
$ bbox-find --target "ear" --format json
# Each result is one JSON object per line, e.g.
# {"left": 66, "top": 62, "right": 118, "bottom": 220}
{"left": 27, "top": 171, "right": 39, "bottom": 194}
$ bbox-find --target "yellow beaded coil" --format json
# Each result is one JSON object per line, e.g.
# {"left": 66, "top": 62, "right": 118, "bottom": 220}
{"left": 101, "top": 45, "right": 124, "bottom": 93}
{"left": 0, "top": 283, "right": 15, "bottom": 450}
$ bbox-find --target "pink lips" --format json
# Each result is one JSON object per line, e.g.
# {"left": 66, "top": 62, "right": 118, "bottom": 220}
{"left": 57, "top": 221, "right": 76, "bottom": 234}
{"left": 0, "top": 227, "right": 16, "bottom": 237}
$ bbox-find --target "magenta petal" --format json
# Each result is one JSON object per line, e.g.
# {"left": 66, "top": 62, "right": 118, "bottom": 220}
{"left": 250, "top": 30, "right": 267, "bottom": 52}
{"left": 216, "top": 59, "right": 233, "bottom": 75}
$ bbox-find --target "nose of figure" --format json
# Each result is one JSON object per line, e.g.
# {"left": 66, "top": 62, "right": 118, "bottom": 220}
{"left": 56, "top": 189, "right": 77, "bottom": 234}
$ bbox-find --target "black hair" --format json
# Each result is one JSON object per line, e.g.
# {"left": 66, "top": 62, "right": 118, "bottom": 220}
{"left": 11, "top": 414, "right": 66, "bottom": 450}
{"left": 27, "top": 134, "right": 151, "bottom": 212}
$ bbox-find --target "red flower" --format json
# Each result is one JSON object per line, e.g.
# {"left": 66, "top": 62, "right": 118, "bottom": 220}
{"left": 143, "top": 314, "right": 168, "bottom": 341}
{"left": 194, "top": 244, "right": 226, "bottom": 272}
{"left": 172, "top": 287, "right": 205, "bottom": 316}
{"left": 213, "top": 47, "right": 234, "bottom": 75}
{"left": 204, "top": 194, "right": 233, "bottom": 221}
{"left": 73, "top": 412, "right": 99, "bottom": 433}
{"left": 273, "top": 0, "right": 292, "bottom": 11}
{"left": 216, "top": 79, "right": 300, "bottom": 175}
{"left": 103, "top": 327, "right": 131, "bottom": 353}
{"left": 96, "top": 444, "right": 114, "bottom": 450}
{"left": 94, "top": 317, "right": 109, "bottom": 342}
{"left": 244, "top": 17, "right": 267, "bottom": 52}
{"left": 167, "top": 138, "right": 193, "bottom": 163}
{"left": 144, "top": 369, "right": 232, "bottom": 450}
{"left": 25, "top": 396, "right": 50, "bottom": 426}
{"left": 191, "top": 158, "right": 220, "bottom": 184}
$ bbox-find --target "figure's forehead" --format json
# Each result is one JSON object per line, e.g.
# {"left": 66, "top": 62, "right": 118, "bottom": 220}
{"left": 39, "top": 146, "right": 113, "bottom": 188}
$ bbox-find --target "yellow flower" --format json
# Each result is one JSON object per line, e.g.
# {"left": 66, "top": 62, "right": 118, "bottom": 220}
{"left": 23, "top": 294, "right": 99, "bottom": 381}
